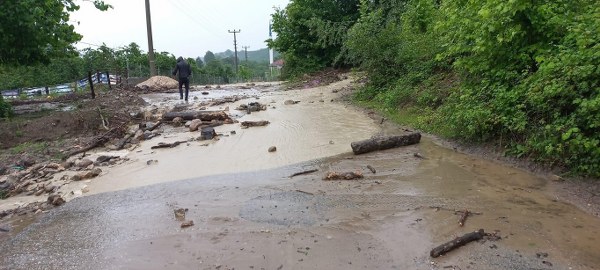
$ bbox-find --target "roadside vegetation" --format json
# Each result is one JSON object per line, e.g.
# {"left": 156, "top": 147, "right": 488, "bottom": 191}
{"left": 268, "top": 0, "right": 600, "bottom": 177}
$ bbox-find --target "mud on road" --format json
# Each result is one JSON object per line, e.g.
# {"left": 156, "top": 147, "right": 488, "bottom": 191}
{"left": 1, "top": 76, "right": 599, "bottom": 270}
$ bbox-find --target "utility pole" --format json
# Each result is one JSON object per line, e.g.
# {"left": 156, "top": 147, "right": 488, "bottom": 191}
{"left": 145, "top": 0, "right": 157, "bottom": 76}
{"left": 242, "top": 46, "right": 250, "bottom": 63}
{"left": 228, "top": 29, "right": 241, "bottom": 73}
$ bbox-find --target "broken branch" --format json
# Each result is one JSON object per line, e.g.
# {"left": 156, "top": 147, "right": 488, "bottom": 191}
{"left": 430, "top": 229, "right": 485, "bottom": 258}
{"left": 289, "top": 169, "right": 318, "bottom": 178}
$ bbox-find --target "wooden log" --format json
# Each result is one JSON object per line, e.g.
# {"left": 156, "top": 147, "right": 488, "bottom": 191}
{"left": 151, "top": 141, "right": 187, "bottom": 149}
{"left": 145, "top": 120, "right": 163, "bottom": 132}
{"left": 351, "top": 133, "right": 421, "bottom": 155}
{"left": 289, "top": 169, "right": 318, "bottom": 178}
{"left": 62, "top": 127, "right": 120, "bottom": 160}
{"left": 241, "top": 120, "right": 270, "bottom": 127}
{"left": 323, "top": 171, "right": 364, "bottom": 180}
{"left": 458, "top": 209, "right": 470, "bottom": 227}
{"left": 162, "top": 111, "right": 230, "bottom": 121}
{"left": 430, "top": 229, "right": 485, "bottom": 258}
{"left": 116, "top": 133, "right": 134, "bottom": 150}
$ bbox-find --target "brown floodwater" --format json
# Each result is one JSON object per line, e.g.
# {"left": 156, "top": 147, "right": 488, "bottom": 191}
{"left": 1, "top": 79, "right": 599, "bottom": 269}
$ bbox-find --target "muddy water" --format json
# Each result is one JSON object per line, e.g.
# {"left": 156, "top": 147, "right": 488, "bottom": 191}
{"left": 411, "top": 139, "right": 600, "bottom": 269}
{"left": 2, "top": 79, "right": 600, "bottom": 269}
{"left": 87, "top": 81, "right": 379, "bottom": 194}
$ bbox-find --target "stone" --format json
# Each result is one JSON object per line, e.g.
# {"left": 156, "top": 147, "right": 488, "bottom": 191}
{"left": 284, "top": 100, "right": 295, "bottom": 105}
{"left": 44, "top": 184, "right": 57, "bottom": 193}
{"left": 61, "top": 161, "right": 74, "bottom": 169}
{"left": 72, "top": 168, "right": 102, "bottom": 181}
{"left": 134, "top": 129, "right": 145, "bottom": 141}
{"left": 47, "top": 195, "right": 65, "bottom": 206}
{"left": 224, "top": 119, "right": 234, "bottom": 125}
{"left": 268, "top": 146, "right": 277, "bottom": 153}
{"left": 143, "top": 131, "right": 154, "bottom": 140}
{"left": 174, "top": 208, "right": 186, "bottom": 221}
{"left": 184, "top": 120, "right": 192, "bottom": 127}
{"left": 173, "top": 117, "right": 184, "bottom": 126}
{"left": 200, "top": 127, "right": 217, "bottom": 140}
{"left": 181, "top": 220, "right": 194, "bottom": 228}
{"left": 34, "top": 189, "right": 44, "bottom": 196}
{"left": 76, "top": 159, "right": 93, "bottom": 168}
{"left": 189, "top": 119, "right": 203, "bottom": 132}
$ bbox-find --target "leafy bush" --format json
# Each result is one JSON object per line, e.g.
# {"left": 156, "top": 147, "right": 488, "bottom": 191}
{"left": 0, "top": 95, "right": 12, "bottom": 118}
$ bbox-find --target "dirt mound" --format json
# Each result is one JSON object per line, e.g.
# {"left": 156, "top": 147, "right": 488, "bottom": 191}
{"left": 135, "top": 76, "right": 178, "bottom": 91}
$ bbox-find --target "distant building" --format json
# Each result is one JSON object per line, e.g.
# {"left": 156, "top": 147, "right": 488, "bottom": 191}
{"left": 270, "top": 59, "right": 284, "bottom": 69}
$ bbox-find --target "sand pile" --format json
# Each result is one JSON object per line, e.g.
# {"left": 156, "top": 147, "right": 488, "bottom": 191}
{"left": 136, "top": 76, "right": 178, "bottom": 91}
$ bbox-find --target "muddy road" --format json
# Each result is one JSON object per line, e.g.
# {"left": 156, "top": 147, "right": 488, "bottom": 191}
{"left": 1, "top": 79, "right": 599, "bottom": 270}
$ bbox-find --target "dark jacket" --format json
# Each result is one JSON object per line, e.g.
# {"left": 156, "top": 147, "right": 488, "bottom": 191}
{"left": 172, "top": 57, "right": 192, "bottom": 79}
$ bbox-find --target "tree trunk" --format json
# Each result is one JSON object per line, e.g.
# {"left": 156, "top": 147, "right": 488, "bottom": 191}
{"left": 351, "top": 133, "right": 421, "bottom": 155}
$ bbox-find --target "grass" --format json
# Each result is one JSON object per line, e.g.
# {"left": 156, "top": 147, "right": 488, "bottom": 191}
{"left": 9, "top": 141, "right": 48, "bottom": 155}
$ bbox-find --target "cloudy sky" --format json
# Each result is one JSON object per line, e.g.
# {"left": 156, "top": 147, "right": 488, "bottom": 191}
{"left": 71, "top": 0, "right": 290, "bottom": 58}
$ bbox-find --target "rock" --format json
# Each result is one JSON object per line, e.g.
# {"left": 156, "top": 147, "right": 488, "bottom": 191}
{"left": 184, "top": 120, "right": 192, "bottom": 127}
{"left": 200, "top": 127, "right": 217, "bottom": 140}
{"left": 143, "top": 131, "right": 154, "bottom": 140}
{"left": 61, "top": 161, "right": 74, "bottom": 169}
{"left": 134, "top": 129, "right": 145, "bottom": 141}
{"left": 224, "top": 119, "right": 234, "bottom": 125}
{"left": 44, "top": 184, "right": 57, "bottom": 193}
{"left": 34, "top": 189, "right": 44, "bottom": 196}
{"left": 47, "top": 195, "right": 65, "bottom": 206}
{"left": 230, "top": 131, "right": 236, "bottom": 135}
{"left": 76, "top": 159, "right": 94, "bottom": 168}
{"left": 72, "top": 168, "right": 102, "bottom": 181}
{"left": 173, "top": 117, "right": 184, "bottom": 126}
{"left": 146, "top": 160, "right": 158, "bottom": 165}
{"left": 268, "top": 146, "right": 277, "bottom": 152}
{"left": 284, "top": 100, "right": 299, "bottom": 105}
{"left": 202, "top": 92, "right": 209, "bottom": 95}
{"left": 189, "top": 119, "right": 203, "bottom": 132}
{"left": 181, "top": 220, "right": 194, "bottom": 228}
{"left": 96, "top": 156, "right": 116, "bottom": 163}
{"left": 174, "top": 208, "right": 186, "bottom": 221}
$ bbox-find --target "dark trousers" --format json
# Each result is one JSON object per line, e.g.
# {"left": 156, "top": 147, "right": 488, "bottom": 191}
{"left": 178, "top": 77, "right": 190, "bottom": 100}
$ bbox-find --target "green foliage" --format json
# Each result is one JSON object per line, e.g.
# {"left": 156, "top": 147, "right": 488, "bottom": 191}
{"left": 268, "top": 0, "right": 360, "bottom": 78}
{"left": 10, "top": 141, "right": 49, "bottom": 155}
{"left": 347, "top": 0, "right": 600, "bottom": 176}
{"left": 435, "top": 0, "right": 600, "bottom": 176}
{"left": 0, "top": 0, "right": 111, "bottom": 65}
{"left": 0, "top": 95, "right": 12, "bottom": 118}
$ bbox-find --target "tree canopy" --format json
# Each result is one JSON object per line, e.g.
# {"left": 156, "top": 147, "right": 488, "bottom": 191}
{"left": 0, "top": 1, "right": 111, "bottom": 66}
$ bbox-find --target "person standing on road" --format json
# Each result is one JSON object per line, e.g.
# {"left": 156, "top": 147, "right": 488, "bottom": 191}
{"left": 172, "top": 56, "right": 192, "bottom": 101}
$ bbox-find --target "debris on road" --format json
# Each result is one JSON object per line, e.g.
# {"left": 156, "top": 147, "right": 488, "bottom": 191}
{"left": 268, "top": 146, "right": 277, "bottom": 152}
{"left": 458, "top": 209, "right": 470, "bottom": 227}
{"left": 162, "top": 111, "right": 231, "bottom": 122}
{"left": 289, "top": 169, "right": 319, "bottom": 178}
{"left": 135, "top": 76, "right": 178, "bottom": 92}
{"left": 366, "top": 165, "right": 376, "bottom": 174}
{"left": 174, "top": 208, "right": 186, "bottom": 221}
{"left": 151, "top": 141, "right": 187, "bottom": 149}
{"left": 323, "top": 171, "right": 364, "bottom": 180}
{"left": 430, "top": 229, "right": 485, "bottom": 258}
{"left": 284, "top": 100, "right": 300, "bottom": 105}
{"left": 181, "top": 220, "right": 194, "bottom": 228}
{"left": 351, "top": 133, "right": 421, "bottom": 155}
{"left": 241, "top": 120, "right": 270, "bottom": 127}
{"left": 47, "top": 194, "right": 66, "bottom": 206}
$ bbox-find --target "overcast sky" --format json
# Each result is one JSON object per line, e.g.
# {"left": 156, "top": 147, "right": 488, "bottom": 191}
{"left": 71, "top": 0, "right": 290, "bottom": 58}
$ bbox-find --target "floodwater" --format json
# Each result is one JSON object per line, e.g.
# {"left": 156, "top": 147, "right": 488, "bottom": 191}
{"left": 87, "top": 81, "right": 380, "bottom": 194}
{"left": 1, "top": 79, "right": 599, "bottom": 269}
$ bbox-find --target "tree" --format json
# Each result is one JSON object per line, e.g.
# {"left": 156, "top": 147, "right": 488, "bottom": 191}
{"left": 267, "top": 0, "right": 360, "bottom": 78}
{"left": 204, "top": 51, "right": 217, "bottom": 64}
{"left": 0, "top": 0, "right": 111, "bottom": 65}
{"left": 195, "top": 57, "right": 204, "bottom": 68}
